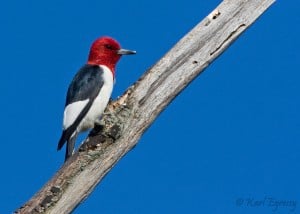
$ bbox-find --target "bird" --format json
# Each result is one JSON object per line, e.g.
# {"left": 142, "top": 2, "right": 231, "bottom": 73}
{"left": 57, "top": 36, "right": 136, "bottom": 161}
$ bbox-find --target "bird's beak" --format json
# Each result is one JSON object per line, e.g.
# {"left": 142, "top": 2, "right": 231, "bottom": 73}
{"left": 117, "top": 49, "right": 136, "bottom": 55}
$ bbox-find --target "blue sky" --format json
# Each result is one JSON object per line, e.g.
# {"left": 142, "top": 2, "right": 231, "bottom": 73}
{"left": 1, "top": 1, "right": 299, "bottom": 213}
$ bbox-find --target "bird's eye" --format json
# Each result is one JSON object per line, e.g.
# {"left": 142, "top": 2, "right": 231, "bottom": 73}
{"left": 105, "top": 44, "right": 113, "bottom": 50}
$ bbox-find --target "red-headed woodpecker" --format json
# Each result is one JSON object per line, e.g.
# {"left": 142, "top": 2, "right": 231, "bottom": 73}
{"left": 57, "top": 36, "right": 136, "bottom": 161}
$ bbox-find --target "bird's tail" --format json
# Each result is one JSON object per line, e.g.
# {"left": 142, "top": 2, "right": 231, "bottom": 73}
{"left": 65, "top": 132, "right": 78, "bottom": 161}
{"left": 57, "top": 131, "right": 67, "bottom": 151}
{"left": 57, "top": 129, "right": 78, "bottom": 162}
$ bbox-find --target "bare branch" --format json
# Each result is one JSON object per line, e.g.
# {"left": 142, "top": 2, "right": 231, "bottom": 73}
{"left": 15, "top": 0, "right": 275, "bottom": 213}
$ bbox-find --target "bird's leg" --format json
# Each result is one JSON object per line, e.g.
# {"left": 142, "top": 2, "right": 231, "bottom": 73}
{"left": 89, "top": 118, "right": 105, "bottom": 137}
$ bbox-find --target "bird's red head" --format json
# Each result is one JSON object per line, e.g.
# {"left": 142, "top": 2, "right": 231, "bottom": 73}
{"left": 87, "top": 36, "right": 136, "bottom": 74}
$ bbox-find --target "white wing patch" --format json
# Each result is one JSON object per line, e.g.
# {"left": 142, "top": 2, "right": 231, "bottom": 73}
{"left": 63, "top": 99, "right": 89, "bottom": 129}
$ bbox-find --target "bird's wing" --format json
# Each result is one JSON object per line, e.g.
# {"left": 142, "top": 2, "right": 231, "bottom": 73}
{"left": 57, "top": 64, "right": 104, "bottom": 150}
{"left": 65, "top": 64, "right": 105, "bottom": 107}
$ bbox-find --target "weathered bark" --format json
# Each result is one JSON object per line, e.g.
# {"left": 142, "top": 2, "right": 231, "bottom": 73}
{"left": 15, "top": 0, "right": 275, "bottom": 213}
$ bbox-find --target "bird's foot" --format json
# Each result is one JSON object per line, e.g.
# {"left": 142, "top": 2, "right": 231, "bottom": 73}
{"left": 89, "top": 119, "right": 104, "bottom": 137}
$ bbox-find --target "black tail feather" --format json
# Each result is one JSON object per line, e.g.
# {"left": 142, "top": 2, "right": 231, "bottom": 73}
{"left": 57, "top": 131, "right": 67, "bottom": 151}
{"left": 65, "top": 132, "right": 78, "bottom": 161}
